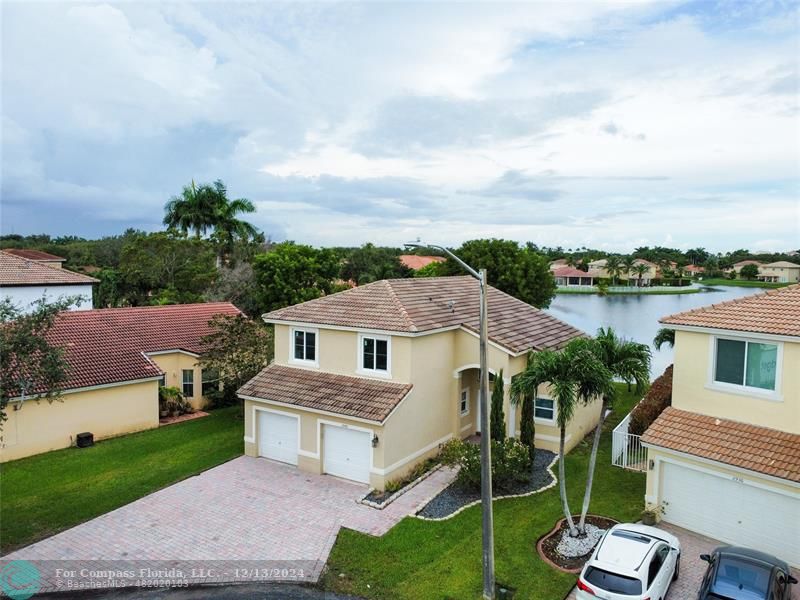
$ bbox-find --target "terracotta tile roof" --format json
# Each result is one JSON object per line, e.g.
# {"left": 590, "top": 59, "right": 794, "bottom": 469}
{"left": 264, "top": 276, "right": 586, "bottom": 353}
{"left": 398, "top": 255, "right": 446, "bottom": 270}
{"left": 734, "top": 260, "right": 762, "bottom": 267}
{"left": 764, "top": 261, "right": 800, "bottom": 269}
{"left": 553, "top": 266, "right": 594, "bottom": 278}
{"left": 660, "top": 284, "right": 800, "bottom": 337}
{"left": 641, "top": 407, "right": 800, "bottom": 483}
{"left": 238, "top": 364, "right": 412, "bottom": 422}
{"left": 2, "top": 249, "right": 65, "bottom": 261}
{"left": 0, "top": 252, "right": 98, "bottom": 286}
{"left": 14, "top": 303, "right": 241, "bottom": 396}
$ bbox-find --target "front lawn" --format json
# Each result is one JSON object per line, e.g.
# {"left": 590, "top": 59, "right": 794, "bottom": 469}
{"left": 322, "top": 385, "right": 645, "bottom": 600}
{"left": 1, "top": 406, "right": 243, "bottom": 553}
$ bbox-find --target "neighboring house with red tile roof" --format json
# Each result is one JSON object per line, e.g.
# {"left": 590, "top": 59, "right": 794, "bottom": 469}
{"left": 0, "top": 251, "right": 98, "bottom": 312}
{"left": 636, "top": 284, "right": 800, "bottom": 565}
{"left": 2, "top": 248, "right": 66, "bottom": 267}
{"left": 1, "top": 302, "right": 241, "bottom": 462}
{"left": 552, "top": 266, "right": 595, "bottom": 287}
{"left": 398, "top": 254, "right": 445, "bottom": 270}
{"left": 238, "top": 276, "right": 595, "bottom": 490}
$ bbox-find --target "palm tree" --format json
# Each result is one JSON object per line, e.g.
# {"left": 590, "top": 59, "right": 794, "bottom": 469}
{"left": 622, "top": 256, "right": 636, "bottom": 285}
{"left": 208, "top": 180, "right": 258, "bottom": 265}
{"left": 510, "top": 338, "right": 614, "bottom": 537}
{"left": 632, "top": 263, "right": 650, "bottom": 287}
{"left": 605, "top": 255, "right": 622, "bottom": 285}
{"left": 653, "top": 328, "right": 675, "bottom": 350}
{"left": 163, "top": 180, "right": 217, "bottom": 238}
{"left": 577, "top": 328, "right": 650, "bottom": 533}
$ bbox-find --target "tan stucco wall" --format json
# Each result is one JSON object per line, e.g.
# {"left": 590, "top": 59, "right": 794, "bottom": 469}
{"left": 644, "top": 447, "right": 799, "bottom": 510}
{"left": 149, "top": 352, "right": 212, "bottom": 409}
{"left": 251, "top": 323, "right": 601, "bottom": 489}
{"left": 759, "top": 266, "right": 800, "bottom": 282}
{"left": 672, "top": 330, "right": 800, "bottom": 433}
{"left": 1, "top": 380, "right": 159, "bottom": 463}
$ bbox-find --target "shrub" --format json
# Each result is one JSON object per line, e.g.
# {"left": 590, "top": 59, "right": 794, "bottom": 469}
{"left": 629, "top": 365, "right": 672, "bottom": 435}
{"left": 440, "top": 438, "right": 532, "bottom": 492}
{"left": 158, "top": 386, "right": 191, "bottom": 417}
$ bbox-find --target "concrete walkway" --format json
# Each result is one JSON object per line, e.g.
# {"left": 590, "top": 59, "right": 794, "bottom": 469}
{"left": 2, "top": 456, "right": 456, "bottom": 594}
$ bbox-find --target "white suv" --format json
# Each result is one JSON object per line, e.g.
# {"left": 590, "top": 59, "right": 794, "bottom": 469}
{"left": 576, "top": 523, "right": 681, "bottom": 600}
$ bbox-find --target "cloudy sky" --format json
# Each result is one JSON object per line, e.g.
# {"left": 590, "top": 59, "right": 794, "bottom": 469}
{"left": 2, "top": 1, "right": 798, "bottom": 252}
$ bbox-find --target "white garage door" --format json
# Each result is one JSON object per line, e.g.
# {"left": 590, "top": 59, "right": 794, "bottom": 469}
{"left": 323, "top": 425, "right": 371, "bottom": 484}
{"left": 258, "top": 411, "right": 298, "bottom": 465}
{"left": 662, "top": 462, "right": 800, "bottom": 566}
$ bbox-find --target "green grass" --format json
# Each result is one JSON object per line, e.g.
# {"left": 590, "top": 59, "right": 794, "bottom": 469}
{"left": 322, "top": 385, "right": 646, "bottom": 600}
{"left": 700, "top": 278, "right": 791, "bottom": 289}
{"left": 556, "top": 287, "right": 699, "bottom": 295}
{"left": 0, "top": 406, "right": 243, "bottom": 553}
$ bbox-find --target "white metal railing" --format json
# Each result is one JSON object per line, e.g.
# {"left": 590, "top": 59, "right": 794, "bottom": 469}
{"left": 611, "top": 412, "right": 647, "bottom": 471}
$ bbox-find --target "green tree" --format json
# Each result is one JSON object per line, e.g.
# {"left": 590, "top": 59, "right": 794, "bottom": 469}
{"left": 199, "top": 314, "right": 273, "bottom": 407}
{"left": 653, "top": 328, "right": 675, "bottom": 350}
{"left": 490, "top": 370, "right": 506, "bottom": 441}
{"left": 740, "top": 263, "right": 759, "bottom": 280}
{"left": 0, "top": 297, "right": 77, "bottom": 429}
{"left": 163, "top": 180, "right": 218, "bottom": 239}
{"left": 443, "top": 239, "right": 556, "bottom": 308}
{"left": 253, "top": 242, "right": 338, "bottom": 312}
{"left": 511, "top": 338, "right": 614, "bottom": 536}
{"left": 340, "top": 244, "right": 411, "bottom": 285}
{"left": 119, "top": 232, "right": 216, "bottom": 305}
{"left": 204, "top": 262, "right": 260, "bottom": 317}
{"left": 207, "top": 180, "right": 258, "bottom": 265}
{"left": 622, "top": 255, "right": 636, "bottom": 284}
{"left": 632, "top": 263, "right": 650, "bottom": 287}
{"left": 519, "top": 393, "right": 535, "bottom": 462}
{"left": 413, "top": 261, "right": 446, "bottom": 278}
{"left": 605, "top": 255, "right": 622, "bottom": 285}
{"left": 578, "top": 328, "right": 650, "bottom": 533}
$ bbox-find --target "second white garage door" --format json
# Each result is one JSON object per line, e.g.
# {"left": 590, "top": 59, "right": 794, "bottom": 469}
{"left": 258, "top": 410, "right": 298, "bottom": 465}
{"left": 661, "top": 462, "right": 800, "bottom": 566}
{"left": 323, "top": 425, "right": 371, "bottom": 484}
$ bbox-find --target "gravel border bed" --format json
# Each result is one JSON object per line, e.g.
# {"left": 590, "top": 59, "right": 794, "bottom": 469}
{"left": 416, "top": 449, "right": 556, "bottom": 520}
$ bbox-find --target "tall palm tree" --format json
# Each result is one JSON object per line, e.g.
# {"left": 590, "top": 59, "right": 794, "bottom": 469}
{"left": 163, "top": 180, "right": 217, "bottom": 238}
{"left": 208, "top": 180, "right": 258, "bottom": 264}
{"left": 577, "top": 328, "right": 650, "bottom": 533}
{"left": 511, "top": 338, "right": 614, "bottom": 537}
{"left": 605, "top": 255, "right": 622, "bottom": 285}
{"left": 622, "top": 256, "right": 637, "bottom": 285}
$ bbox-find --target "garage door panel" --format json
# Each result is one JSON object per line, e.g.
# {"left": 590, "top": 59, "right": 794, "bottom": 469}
{"left": 662, "top": 462, "right": 800, "bottom": 566}
{"left": 258, "top": 411, "right": 299, "bottom": 465}
{"left": 323, "top": 425, "right": 370, "bottom": 484}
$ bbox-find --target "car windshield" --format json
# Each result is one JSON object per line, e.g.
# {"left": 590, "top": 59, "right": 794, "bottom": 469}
{"left": 710, "top": 557, "right": 771, "bottom": 600}
{"left": 584, "top": 566, "right": 642, "bottom": 596}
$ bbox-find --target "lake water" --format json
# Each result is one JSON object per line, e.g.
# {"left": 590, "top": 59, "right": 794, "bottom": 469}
{"left": 544, "top": 285, "right": 766, "bottom": 378}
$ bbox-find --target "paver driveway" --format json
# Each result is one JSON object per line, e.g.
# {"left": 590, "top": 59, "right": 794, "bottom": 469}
{"left": 2, "top": 456, "right": 456, "bottom": 594}
{"left": 568, "top": 522, "right": 799, "bottom": 599}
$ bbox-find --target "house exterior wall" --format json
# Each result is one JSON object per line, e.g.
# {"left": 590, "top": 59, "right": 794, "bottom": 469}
{"left": 148, "top": 351, "right": 212, "bottom": 410}
{"left": 1, "top": 379, "right": 159, "bottom": 463}
{"left": 1, "top": 284, "right": 94, "bottom": 313}
{"left": 759, "top": 266, "right": 800, "bottom": 283}
{"left": 671, "top": 330, "right": 800, "bottom": 434}
{"left": 250, "top": 323, "right": 601, "bottom": 489}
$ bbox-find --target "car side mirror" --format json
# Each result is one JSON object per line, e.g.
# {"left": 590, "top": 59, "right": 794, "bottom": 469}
{"left": 788, "top": 575, "right": 798, "bottom": 585}
{"left": 700, "top": 554, "right": 712, "bottom": 563}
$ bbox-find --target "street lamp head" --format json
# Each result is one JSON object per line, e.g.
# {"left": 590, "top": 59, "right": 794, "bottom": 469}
{"left": 403, "top": 238, "right": 424, "bottom": 250}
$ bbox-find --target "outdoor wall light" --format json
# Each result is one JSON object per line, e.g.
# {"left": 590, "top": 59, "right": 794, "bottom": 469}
{"left": 649, "top": 459, "right": 655, "bottom": 470}
{"left": 372, "top": 434, "right": 379, "bottom": 448}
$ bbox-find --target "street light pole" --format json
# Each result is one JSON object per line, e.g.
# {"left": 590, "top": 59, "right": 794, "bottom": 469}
{"left": 405, "top": 242, "right": 495, "bottom": 600}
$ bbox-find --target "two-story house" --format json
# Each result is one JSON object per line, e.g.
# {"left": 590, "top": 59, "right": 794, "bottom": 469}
{"left": 238, "top": 276, "right": 599, "bottom": 490}
{"left": 641, "top": 284, "right": 800, "bottom": 566}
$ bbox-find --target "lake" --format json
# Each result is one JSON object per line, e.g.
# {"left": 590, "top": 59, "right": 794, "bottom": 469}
{"left": 544, "top": 285, "right": 766, "bottom": 378}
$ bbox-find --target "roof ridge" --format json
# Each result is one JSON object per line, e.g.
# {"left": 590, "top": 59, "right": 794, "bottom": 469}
{"left": 383, "top": 280, "right": 418, "bottom": 332}
{"left": 666, "top": 406, "right": 799, "bottom": 438}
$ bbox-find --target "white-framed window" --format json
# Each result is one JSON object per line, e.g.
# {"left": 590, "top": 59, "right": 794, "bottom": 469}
{"left": 534, "top": 397, "right": 555, "bottom": 423}
{"left": 182, "top": 369, "right": 194, "bottom": 398}
{"left": 460, "top": 388, "right": 470, "bottom": 416}
{"left": 291, "top": 327, "right": 318, "bottom": 365}
{"left": 359, "top": 333, "right": 390, "bottom": 376}
{"left": 713, "top": 336, "right": 779, "bottom": 393}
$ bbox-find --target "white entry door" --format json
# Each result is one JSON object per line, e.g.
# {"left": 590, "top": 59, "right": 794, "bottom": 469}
{"left": 661, "top": 462, "right": 800, "bottom": 566}
{"left": 258, "top": 410, "right": 298, "bottom": 465}
{"left": 323, "top": 424, "right": 371, "bottom": 483}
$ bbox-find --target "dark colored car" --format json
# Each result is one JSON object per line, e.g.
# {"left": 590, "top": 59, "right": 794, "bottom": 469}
{"left": 698, "top": 546, "right": 797, "bottom": 600}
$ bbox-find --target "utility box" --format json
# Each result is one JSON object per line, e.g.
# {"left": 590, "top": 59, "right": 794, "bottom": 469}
{"left": 76, "top": 432, "right": 94, "bottom": 448}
